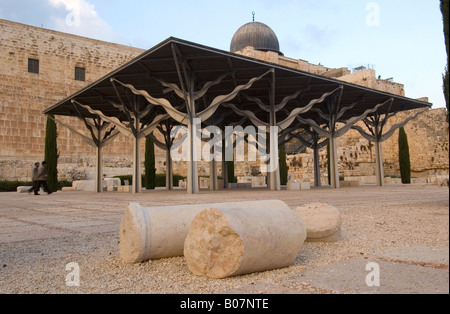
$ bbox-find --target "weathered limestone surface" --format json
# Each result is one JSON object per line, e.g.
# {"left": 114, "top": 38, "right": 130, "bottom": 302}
{"left": 294, "top": 203, "right": 342, "bottom": 242}
{"left": 184, "top": 202, "right": 307, "bottom": 279}
{"left": 119, "top": 200, "right": 291, "bottom": 264}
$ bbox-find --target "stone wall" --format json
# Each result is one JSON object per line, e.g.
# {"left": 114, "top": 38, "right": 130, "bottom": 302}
{"left": 0, "top": 19, "right": 448, "bottom": 185}
{"left": 0, "top": 19, "right": 144, "bottom": 181}
{"left": 285, "top": 108, "right": 449, "bottom": 185}
{"left": 337, "top": 69, "right": 405, "bottom": 96}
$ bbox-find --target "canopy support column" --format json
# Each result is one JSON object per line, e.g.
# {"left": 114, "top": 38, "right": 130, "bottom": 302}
{"left": 352, "top": 103, "right": 428, "bottom": 187}
{"left": 166, "top": 148, "right": 174, "bottom": 190}
{"left": 209, "top": 160, "right": 218, "bottom": 191}
{"left": 329, "top": 130, "right": 340, "bottom": 189}
{"left": 374, "top": 139, "right": 384, "bottom": 187}
{"left": 222, "top": 135, "right": 229, "bottom": 189}
{"left": 132, "top": 115, "right": 142, "bottom": 194}
{"left": 95, "top": 119, "right": 104, "bottom": 193}
{"left": 313, "top": 144, "right": 321, "bottom": 187}
{"left": 269, "top": 69, "right": 281, "bottom": 191}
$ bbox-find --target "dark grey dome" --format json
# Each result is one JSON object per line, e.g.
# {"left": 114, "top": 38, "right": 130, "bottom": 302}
{"left": 230, "top": 22, "right": 283, "bottom": 55}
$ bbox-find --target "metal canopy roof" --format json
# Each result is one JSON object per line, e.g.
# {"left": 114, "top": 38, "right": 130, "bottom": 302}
{"left": 44, "top": 37, "right": 431, "bottom": 129}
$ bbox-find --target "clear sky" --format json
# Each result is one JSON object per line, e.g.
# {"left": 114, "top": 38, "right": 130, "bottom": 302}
{"left": 0, "top": 0, "right": 447, "bottom": 109}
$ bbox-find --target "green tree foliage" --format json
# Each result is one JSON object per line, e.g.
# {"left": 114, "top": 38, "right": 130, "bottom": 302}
{"left": 144, "top": 136, "right": 156, "bottom": 190}
{"left": 398, "top": 127, "right": 411, "bottom": 184}
{"left": 44, "top": 114, "right": 59, "bottom": 193}
{"left": 327, "top": 143, "right": 331, "bottom": 186}
{"left": 227, "top": 161, "right": 236, "bottom": 183}
{"left": 279, "top": 144, "right": 289, "bottom": 185}
{"left": 441, "top": 0, "right": 449, "bottom": 121}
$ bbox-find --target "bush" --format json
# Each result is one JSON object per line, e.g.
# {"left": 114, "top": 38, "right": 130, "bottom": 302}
{"left": 279, "top": 144, "right": 289, "bottom": 185}
{"left": 0, "top": 181, "right": 29, "bottom": 192}
{"left": 115, "top": 174, "right": 186, "bottom": 188}
{"left": 144, "top": 136, "right": 156, "bottom": 190}
{"left": 0, "top": 180, "right": 73, "bottom": 192}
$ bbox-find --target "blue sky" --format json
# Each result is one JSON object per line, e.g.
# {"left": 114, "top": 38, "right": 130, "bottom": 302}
{"left": 0, "top": 0, "right": 447, "bottom": 109}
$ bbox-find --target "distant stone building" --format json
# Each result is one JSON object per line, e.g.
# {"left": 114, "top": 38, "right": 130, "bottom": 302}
{"left": 0, "top": 19, "right": 448, "bottom": 185}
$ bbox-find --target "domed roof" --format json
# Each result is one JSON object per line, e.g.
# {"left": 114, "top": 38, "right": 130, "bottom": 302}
{"left": 230, "top": 21, "right": 283, "bottom": 55}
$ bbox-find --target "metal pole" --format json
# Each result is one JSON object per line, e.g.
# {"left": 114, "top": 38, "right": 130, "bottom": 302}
{"left": 95, "top": 119, "right": 103, "bottom": 193}
{"left": 222, "top": 135, "right": 229, "bottom": 189}
{"left": 375, "top": 139, "right": 385, "bottom": 186}
{"left": 329, "top": 131, "right": 340, "bottom": 189}
{"left": 269, "top": 69, "right": 281, "bottom": 191}
{"left": 96, "top": 143, "right": 103, "bottom": 193}
{"left": 313, "top": 145, "right": 321, "bottom": 187}
{"left": 209, "top": 160, "right": 218, "bottom": 191}
{"left": 166, "top": 148, "right": 173, "bottom": 190}
{"left": 187, "top": 85, "right": 199, "bottom": 194}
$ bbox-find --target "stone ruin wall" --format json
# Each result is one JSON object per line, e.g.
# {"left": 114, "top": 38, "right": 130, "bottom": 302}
{"left": 0, "top": 19, "right": 448, "bottom": 185}
{"left": 0, "top": 19, "right": 144, "bottom": 181}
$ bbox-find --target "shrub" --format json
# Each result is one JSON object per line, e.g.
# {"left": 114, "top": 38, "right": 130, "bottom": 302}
{"left": 279, "top": 144, "right": 289, "bottom": 185}
{"left": 0, "top": 180, "right": 72, "bottom": 192}
{"left": 115, "top": 174, "right": 186, "bottom": 188}
{"left": 227, "top": 161, "right": 236, "bottom": 183}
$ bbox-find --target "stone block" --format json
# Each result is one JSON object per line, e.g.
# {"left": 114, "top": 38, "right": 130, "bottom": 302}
{"left": 73, "top": 180, "right": 96, "bottom": 192}
{"left": 118, "top": 185, "right": 132, "bottom": 193}
{"left": 198, "top": 177, "right": 210, "bottom": 189}
{"left": 300, "top": 182, "right": 311, "bottom": 190}
{"left": 287, "top": 181, "right": 300, "bottom": 190}
{"left": 179, "top": 180, "right": 187, "bottom": 189}
{"left": 17, "top": 186, "right": 33, "bottom": 193}
{"left": 62, "top": 187, "right": 77, "bottom": 192}
{"left": 341, "top": 180, "right": 362, "bottom": 187}
{"left": 104, "top": 178, "right": 120, "bottom": 192}
{"left": 294, "top": 203, "right": 342, "bottom": 242}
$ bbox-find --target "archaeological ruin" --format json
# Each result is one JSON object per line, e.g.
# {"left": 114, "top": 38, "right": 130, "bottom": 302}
{"left": 0, "top": 18, "right": 448, "bottom": 190}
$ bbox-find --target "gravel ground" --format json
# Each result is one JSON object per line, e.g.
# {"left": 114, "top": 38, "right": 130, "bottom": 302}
{"left": 0, "top": 184, "right": 448, "bottom": 294}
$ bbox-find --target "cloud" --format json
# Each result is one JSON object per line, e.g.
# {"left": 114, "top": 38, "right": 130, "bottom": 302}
{"left": 0, "top": 0, "right": 123, "bottom": 44}
{"left": 47, "top": 0, "right": 122, "bottom": 43}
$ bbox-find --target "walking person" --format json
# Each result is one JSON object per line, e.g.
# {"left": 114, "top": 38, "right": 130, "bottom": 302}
{"left": 28, "top": 162, "right": 40, "bottom": 194}
{"left": 35, "top": 161, "right": 52, "bottom": 195}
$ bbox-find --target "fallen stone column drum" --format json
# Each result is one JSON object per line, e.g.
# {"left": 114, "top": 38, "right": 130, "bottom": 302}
{"left": 184, "top": 204, "right": 307, "bottom": 279}
{"left": 294, "top": 203, "right": 342, "bottom": 242}
{"left": 119, "top": 200, "right": 293, "bottom": 264}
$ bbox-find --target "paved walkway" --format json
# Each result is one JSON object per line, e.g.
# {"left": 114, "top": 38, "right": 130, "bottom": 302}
{"left": 0, "top": 185, "right": 448, "bottom": 294}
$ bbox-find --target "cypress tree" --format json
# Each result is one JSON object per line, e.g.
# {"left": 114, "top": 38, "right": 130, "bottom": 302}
{"left": 44, "top": 114, "right": 59, "bottom": 192}
{"left": 227, "top": 161, "right": 236, "bottom": 183}
{"left": 441, "top": 0, "right": 449, "bottom": 121}
{"left": 145, "top": 136, "right": 156, "bottom": 190}
{"left": 279, "top": 144, "right": 289, "bottom": 185}
{"left": 327, "top": 143, "right": 331, "bottom": 186}
{"left": 398, "top": 127, "right": 411, "bottom": 184}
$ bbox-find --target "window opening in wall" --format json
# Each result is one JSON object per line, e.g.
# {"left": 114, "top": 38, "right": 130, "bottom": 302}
{"left": 75, "top": 67, "right": 86, "bottom": 81}
{"left": 28, "top": 58, "right": 39, "bottom": 74}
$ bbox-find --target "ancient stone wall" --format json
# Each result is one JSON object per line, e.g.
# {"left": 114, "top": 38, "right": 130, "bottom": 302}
{"left": 0, "top": 19, "right": 144, "bottom": 181}
{"left": 285, "top": 108, "right": 449, "bottom": 185}
{"left": 0, "top": 19, "right": 448, "bottom": 185}
{"left": 337, "top": 69, "right": 405, "bottom": 96}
